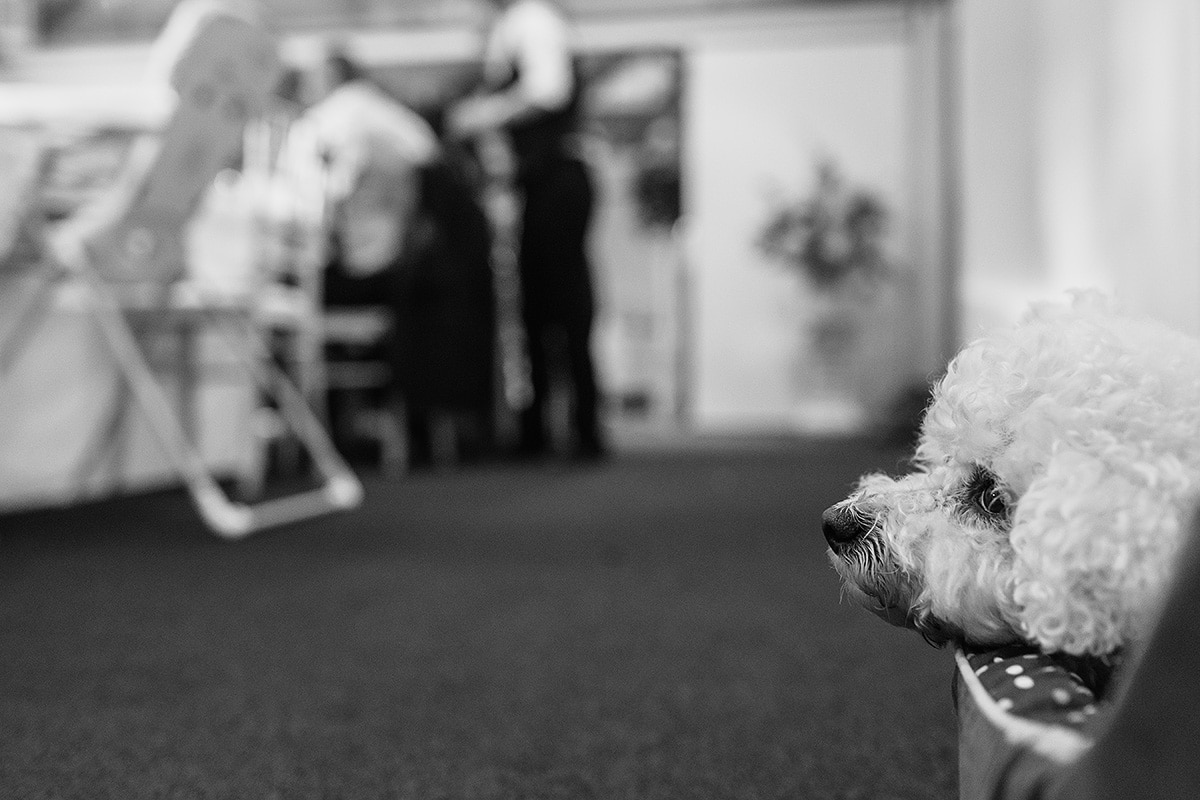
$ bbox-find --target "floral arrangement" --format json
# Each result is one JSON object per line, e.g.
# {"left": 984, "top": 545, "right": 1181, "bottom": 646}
{"left": 757, "top": 160, "right": 889, "bottom": 291}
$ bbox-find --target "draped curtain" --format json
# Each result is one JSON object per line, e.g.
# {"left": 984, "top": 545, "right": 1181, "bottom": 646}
{"left": 962, "top": 0, "right": 1200, "bottom": 335}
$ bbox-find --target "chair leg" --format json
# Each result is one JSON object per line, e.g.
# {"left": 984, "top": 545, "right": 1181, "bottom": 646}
{"left": 70, "top": 376, "right": 133, "bottom": 497}
{"left": 234, "top": 405, "right": 273, "bottom": 500}
{"left": 80, "top": 270, "right": 362, "bottom": 538}
{"left": 0, "top": 268, "right": 62, "bottom": 375}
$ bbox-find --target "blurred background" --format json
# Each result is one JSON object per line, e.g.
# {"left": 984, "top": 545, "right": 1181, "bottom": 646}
{"left": 3, "top": 0, "right": 1199, "bottom": 500}
{"left": 0, "top": 0, "right": 1197, "bottom": 797}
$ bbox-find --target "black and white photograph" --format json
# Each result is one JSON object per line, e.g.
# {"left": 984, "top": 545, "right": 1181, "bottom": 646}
{"left": 3, "top": 0, "right": 1199, "bottom": 797}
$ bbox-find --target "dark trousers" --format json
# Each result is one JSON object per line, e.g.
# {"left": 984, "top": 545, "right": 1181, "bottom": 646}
{"left": 517, "top": 158, "right": 602, "bottom": 455}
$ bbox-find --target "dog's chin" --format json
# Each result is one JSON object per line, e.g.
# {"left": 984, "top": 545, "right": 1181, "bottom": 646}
{"left": 867, "top": 599, "right": 917, "bottom": 629}
{"left": 833, "top": 571, "right": 960, "bottom": 647}
{"left": 836, "top": 577, "right": 919, "bottom": 629}
{"left": 875, "top": 601, "right": 960, "bottom": 647}
{"left": 827, "top": 548, "right": 911, "bottom": 614}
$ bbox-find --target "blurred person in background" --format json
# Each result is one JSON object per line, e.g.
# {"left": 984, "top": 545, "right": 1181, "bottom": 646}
{"left": 301, "top": 47, "right": 496, "bottom": 468}
{"left": 302, "top": 47, "right": 438, "bottom": 303}
{"left": 448, "top": 0, "right": 606, "bottom": 462}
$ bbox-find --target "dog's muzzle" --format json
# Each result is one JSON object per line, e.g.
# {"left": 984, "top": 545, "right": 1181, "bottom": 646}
{"left": 822, "top": 503, "right": 871, "bottom": 554}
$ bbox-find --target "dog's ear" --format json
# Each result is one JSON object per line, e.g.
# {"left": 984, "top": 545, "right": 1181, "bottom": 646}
{"left": 1006, "top": 447, "right": 1186, "bottom": 656}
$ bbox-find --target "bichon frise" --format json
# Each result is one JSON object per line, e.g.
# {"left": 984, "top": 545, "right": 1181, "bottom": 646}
{"left": 823, "top": 294, "right": 1200, "bottom": 657}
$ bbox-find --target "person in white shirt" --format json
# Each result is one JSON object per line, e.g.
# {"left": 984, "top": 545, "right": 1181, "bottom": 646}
{"left": 449, "top": 0, "right": 606, "bottom": 461}
{"left": 302, "top": 49, "right": 440, "bottom": 280}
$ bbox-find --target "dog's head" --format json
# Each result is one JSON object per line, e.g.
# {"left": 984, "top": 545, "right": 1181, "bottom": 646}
{"left": 825, "top": 295, "right": 1200, "bottom": 656}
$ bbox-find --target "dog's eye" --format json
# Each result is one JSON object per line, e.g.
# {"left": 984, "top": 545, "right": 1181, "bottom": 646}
{"left": 965, "top": 468, "right": 1009, "bottom": 520}
{"left": 978, "top": 485, "right": 1007, "bottom": 516}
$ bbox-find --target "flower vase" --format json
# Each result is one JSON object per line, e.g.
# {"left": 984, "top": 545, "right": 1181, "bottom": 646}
{"left": 791, "top": 285, "right": 869, "bottom": 434}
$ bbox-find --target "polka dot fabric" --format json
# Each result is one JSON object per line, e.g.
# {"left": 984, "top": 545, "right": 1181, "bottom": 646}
{"left": 961, "top": 644, "right": 1118, "bottom": 731}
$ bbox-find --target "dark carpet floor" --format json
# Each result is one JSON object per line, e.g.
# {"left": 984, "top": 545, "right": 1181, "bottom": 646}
{"left": 0, "top": 436, "right": 957, "bottom": 799}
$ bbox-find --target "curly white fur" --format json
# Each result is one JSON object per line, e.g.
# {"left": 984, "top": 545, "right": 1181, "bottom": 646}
{"left": 826, "top": 293, "right": 1200, "bottom": 656}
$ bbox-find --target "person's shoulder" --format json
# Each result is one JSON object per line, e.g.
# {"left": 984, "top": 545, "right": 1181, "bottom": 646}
{"left": 506, "top": 0, "right": 568, "bottom": 30}
{"left": 322, "top": 82, "right": 419, "bottom": 122}
{"left": 337, "top": 80, "right": 391, "bottom": 106}
{"left": 306, "top": 82, "right": 371, "bottom": 116}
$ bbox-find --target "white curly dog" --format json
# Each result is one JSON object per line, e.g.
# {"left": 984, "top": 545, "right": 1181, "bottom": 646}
{"left": 823, "top": 294, "right": 1200, "bottom": 657}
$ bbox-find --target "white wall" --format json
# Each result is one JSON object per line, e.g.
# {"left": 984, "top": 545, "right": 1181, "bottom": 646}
{"left": 682, "top": 5, "right": 953, "bottom": 432}
{"left": 957, "top": 0, "right": 1200, "bottom": 338}
{"left": 686, "top": 39, "right": 910, "bottom": 429}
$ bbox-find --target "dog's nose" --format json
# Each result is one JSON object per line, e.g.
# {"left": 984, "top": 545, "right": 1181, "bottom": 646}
{"left": 822, "top": 504, "right": 867, "bottom": 552}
